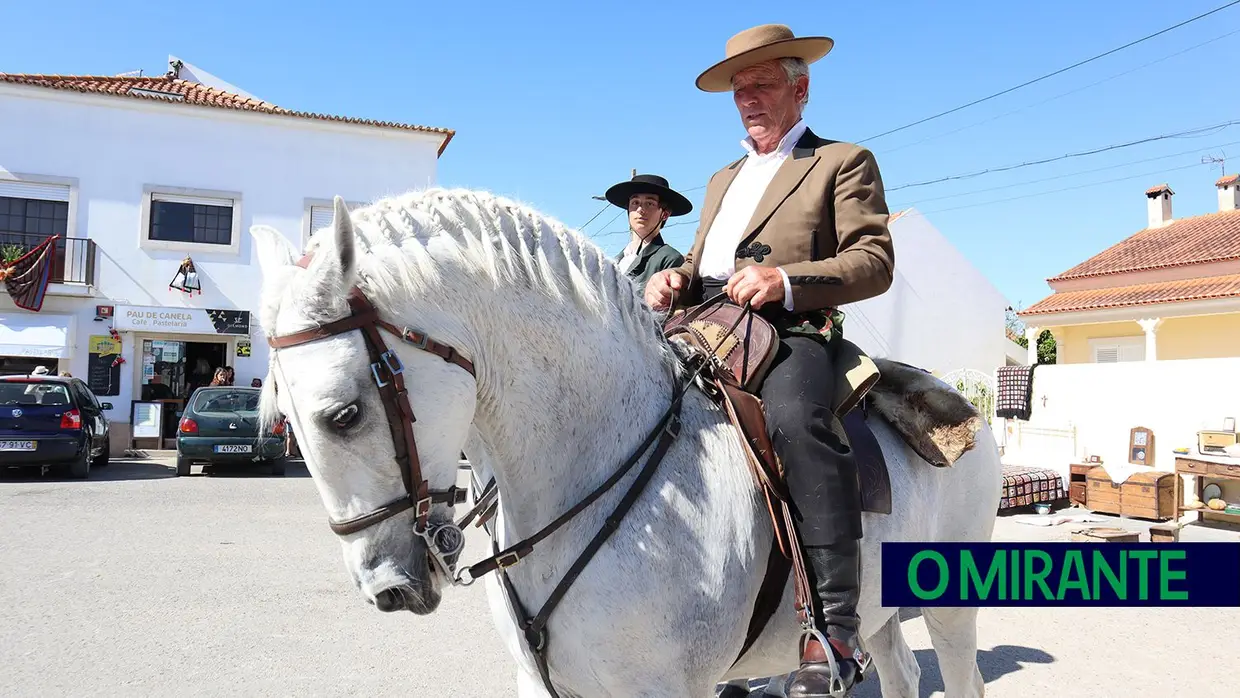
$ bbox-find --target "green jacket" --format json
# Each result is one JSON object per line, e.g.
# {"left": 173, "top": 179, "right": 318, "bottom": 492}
{"left": 621, "top": 235, "right": 685, "bottom": 293}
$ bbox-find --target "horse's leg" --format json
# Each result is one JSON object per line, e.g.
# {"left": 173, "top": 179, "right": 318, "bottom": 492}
{"left": 864, "top": 613, "right": 919, "bottom": 698}
{"left": 922, "top": 606, "right": 984, "bottom": 698}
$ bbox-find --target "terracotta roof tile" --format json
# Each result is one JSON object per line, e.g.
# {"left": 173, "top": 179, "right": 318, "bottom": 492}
{"left": 1020, "top": 273, "right": 1240, "bottom": 315}
{"left": 1145, "top": 183, "right": 1173, "bottom": 196}
{"left": 1218, "top": 174, "right": 1240, "bottom": 187}
{"left": 1050, "top": 209, "right": 1240, "bottom": 281}
{"left": 0, "top": 73, "right": 454, "bottom": 156}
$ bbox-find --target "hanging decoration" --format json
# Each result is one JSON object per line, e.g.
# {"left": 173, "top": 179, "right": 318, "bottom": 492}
{"left": 168, "top": 256, "right": 202, "bottom": 295}
{"left": 111, "top": 355, "right": 127, "bottom": 368}
{"left": 0, "top": 235, "right": 57, "bottom": 312}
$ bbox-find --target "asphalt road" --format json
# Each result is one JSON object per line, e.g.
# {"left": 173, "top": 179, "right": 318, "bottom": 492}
{"left": 2, "top": 457, "right": 1237, "bottom": 697}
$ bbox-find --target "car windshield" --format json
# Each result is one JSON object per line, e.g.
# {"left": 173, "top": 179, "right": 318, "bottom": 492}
{"left": 193, "top": 389, "right": 260, "bottom": 414}
{"left": 0, "top": 381, "right": 72, "bottom": 407}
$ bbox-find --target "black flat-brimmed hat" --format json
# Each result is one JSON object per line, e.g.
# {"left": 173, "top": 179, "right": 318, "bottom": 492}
{"left": 604, "top": 174, "right": 693, "bottom": 217}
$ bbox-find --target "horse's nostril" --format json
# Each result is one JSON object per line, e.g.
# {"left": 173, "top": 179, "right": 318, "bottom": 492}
{"left": 373, "top": 587, "right": 405, "bottom": 612}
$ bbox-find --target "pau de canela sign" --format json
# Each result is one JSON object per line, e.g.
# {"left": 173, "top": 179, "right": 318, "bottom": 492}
{"left": 113, "top": 306, "right": 250, "bottom": 336}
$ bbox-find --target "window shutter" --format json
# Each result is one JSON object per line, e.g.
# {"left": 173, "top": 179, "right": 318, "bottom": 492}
{"left": 310, "top": 205, "right": 335, "bottom": 233}
{"left": 0, "top": 180, "right": 70, "bottom": 202}
{"left": 1094, "top": 346, "right": 1119, "bottom": 363}
{"left": 1120, "top": 343, "right": 1146, "bottom": 362}
{"left": 151, "top": 192, "right": 233, "bottom": 207}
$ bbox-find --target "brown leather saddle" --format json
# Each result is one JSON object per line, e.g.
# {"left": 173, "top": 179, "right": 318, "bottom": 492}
{"left": 663, "top": 294, "right": 892, "bottom": 665}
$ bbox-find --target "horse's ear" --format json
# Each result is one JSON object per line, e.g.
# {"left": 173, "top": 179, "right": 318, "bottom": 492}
{"left": 331, "top": 195, "right": 356, "bottom": 278}
{"left": 251, "top": 224, "right": 298, "bottom": 277}
{"left": 303, "top": 196, "right": 359, "bottom": 298}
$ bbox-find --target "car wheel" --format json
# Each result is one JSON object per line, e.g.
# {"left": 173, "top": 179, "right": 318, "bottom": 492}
{"left": 176, "top": 456, "right": 192, "bottom": 477}
{"left": 269, "top": 457, "right": 287, "bottom": 477}
{"left": 93, "top": 438, "right": 111, "bottom": 468}
{"left": 66, "top": 443, "right": 91, "bottom": 479}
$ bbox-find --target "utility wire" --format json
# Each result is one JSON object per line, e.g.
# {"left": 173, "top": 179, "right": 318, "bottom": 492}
{"left": 892, "top": 139, "right": 1240, "bottom": 207}
{"left": 887, "top": 119, "right": 1240, "bottom": 192}
{"left": 913, "top": 161, "right": 1204, "bottom": 216}
{"left": 576, "top": 202, "right": 611, "bottom": 232}
{"left": 879, "top": 26, "right": 1240, "bottom": 155}
{"left": 858, "top": 0, "right": 1240, "bottom": 144}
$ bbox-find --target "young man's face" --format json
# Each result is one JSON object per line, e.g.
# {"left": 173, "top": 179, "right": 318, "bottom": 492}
{"left": 628, "top": 193, "right": 667, "bottom": 238}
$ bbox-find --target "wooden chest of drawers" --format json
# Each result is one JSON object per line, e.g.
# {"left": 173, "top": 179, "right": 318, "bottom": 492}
{"left": 1086, "top": 467, "right": 1175, "bottom": 521}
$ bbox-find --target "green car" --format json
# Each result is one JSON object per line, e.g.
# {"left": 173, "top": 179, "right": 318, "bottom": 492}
{"left": 175, "top": 386, "right": 287, "bottom": 477}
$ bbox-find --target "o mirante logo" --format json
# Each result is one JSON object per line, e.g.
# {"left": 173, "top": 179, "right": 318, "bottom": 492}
{"left": 882, "top": 542, "right": 1240, "bottom": 607}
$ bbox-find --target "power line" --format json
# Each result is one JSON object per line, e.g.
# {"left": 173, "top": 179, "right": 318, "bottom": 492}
{"left": 886, "top": 119, "right": 1240, "bottom": 192}
{"left": 891, "top": 138, "right": 1240, "bottom": 207}
{"left": 912, "top": 161, "right": 1204, "bottom": 216}
{"left": 878, "top": 26, "right": 1240, "bottom": 156}
{"left": 576, "top": 202, "right": 611, "bottom": 231}
{"left": 858, "top": 0, "right": 1240, "bottom": 144}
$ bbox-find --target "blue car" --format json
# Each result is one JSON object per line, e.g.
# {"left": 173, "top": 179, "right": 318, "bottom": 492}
{"left": 0, "top": 375, "right": 113, "bottom": 479}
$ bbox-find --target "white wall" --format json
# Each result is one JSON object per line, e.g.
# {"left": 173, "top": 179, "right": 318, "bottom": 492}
{"left": 0, "top": 83, "right": 443, "bottom": 432}
{"left": 1020, "top": 358, "right": 1240, "bottom": 498}
{"left": 839, "top": 208, "right": 1013, "bottom": 376}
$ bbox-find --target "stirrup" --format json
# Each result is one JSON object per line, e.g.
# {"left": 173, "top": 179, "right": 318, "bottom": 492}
{"left": 797, "top": 627, "right": 871, "bottom": 697}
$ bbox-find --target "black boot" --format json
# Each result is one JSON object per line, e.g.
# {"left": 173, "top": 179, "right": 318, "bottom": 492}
{"left": 787, "top": 540, "right": 867, "bottom": 698}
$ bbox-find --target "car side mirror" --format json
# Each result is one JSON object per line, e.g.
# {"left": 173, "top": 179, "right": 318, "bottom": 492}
{"left": 100, "top": 402, "right": 113, "bottom": 411}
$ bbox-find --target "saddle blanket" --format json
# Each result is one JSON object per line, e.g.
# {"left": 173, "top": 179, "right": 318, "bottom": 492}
{"left": 999, "top": 464, "right": 1065, "bottom": 510}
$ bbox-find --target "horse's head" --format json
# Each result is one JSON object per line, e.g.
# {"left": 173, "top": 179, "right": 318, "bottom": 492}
{"left": 251, "top": 197, "right": 478, "bottom": 615}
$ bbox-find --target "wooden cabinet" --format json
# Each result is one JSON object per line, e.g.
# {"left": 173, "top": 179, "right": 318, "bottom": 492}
{"left": 1069, "top": 463, "right": 1091, "bottom": 506}
{"left": 1086, "top": 467, "right": 1174, "bottom": 521}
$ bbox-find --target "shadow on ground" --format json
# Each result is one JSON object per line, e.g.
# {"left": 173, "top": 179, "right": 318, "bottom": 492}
{"left": 723, "top": 640, "right": 1053, "bottom": 697}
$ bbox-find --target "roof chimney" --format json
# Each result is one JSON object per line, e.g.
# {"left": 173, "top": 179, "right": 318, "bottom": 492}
{"left": 1145, "top": 183, "right": 1174, "bottom": 228}
{"left": 1217, "top": 174, "right": 1240, "bottom": 212}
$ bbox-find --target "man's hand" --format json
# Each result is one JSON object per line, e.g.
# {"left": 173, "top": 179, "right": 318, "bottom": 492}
{"left": 644, "top": 269, "right": 686, "bottom": 311}
{"left": 724, "top": 265, "right": 785, "bottom": 309}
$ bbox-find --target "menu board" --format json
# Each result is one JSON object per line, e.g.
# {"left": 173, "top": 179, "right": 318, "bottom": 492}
{"left": 131, "top": 402, "right": 163, "bottom": 439}
{"left": 87, "top": 335, "right": 121, "bottom": 397}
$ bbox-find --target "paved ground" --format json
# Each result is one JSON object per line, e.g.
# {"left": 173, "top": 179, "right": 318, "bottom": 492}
{"left": 2, "top": 457, "right": 1238, "bottom": 697}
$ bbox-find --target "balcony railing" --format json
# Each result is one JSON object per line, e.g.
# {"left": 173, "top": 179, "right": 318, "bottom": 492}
{"left": 0, "top": 233, "right": 96, "bottom": 286}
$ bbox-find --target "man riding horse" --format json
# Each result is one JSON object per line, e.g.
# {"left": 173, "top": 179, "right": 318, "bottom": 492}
{"left": 644, "top": 23, "right": 895, "bottom": 698}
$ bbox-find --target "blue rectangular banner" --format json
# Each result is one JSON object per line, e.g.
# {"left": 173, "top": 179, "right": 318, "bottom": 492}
{"left": 881, "top": 542, "right": 1240, "bottom": 607}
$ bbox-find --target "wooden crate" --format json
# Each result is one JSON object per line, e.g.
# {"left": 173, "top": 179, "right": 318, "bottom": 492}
{"left": 1086, "top": 467, "right": 1175, "bottom": 521}
{"left": 1073, "top": 527, "right": 1140, "bottom": 543}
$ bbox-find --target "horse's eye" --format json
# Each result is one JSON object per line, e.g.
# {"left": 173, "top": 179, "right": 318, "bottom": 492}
{"left": 331, "top": 403, "right": 361, "bottom": 430}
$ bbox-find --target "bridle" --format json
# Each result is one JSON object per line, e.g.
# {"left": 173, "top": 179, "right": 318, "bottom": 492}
{"left": 265, "top": 254, "right": 481, "bottom": 579}
{"left": 264, "top": 253, "right": 733, "bottom": 697}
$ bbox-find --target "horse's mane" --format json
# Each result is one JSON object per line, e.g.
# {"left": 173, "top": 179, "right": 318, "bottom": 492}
{"left": 278, "top": 186, "right": 674, "bottom": 359}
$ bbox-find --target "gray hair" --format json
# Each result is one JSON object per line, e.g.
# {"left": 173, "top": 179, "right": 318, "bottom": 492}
{"left": 779, "top": 57, "right": 810, "bottom": 108}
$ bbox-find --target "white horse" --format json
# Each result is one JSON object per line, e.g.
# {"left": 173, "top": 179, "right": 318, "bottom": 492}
{"left": 253, "top": 190, "right": 1003, "bottom": 697}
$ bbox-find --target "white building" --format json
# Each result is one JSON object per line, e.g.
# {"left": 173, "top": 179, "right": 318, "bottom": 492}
{"left": 0, "top": 58, "right": 452, "bottom": 453}
{"left": 840, "top": 207, "right": 1025, "bottom": 378}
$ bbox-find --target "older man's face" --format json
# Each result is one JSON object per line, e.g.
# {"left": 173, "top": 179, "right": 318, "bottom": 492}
{"left": 731, "top": 60, "right": 807, "bottom": 152}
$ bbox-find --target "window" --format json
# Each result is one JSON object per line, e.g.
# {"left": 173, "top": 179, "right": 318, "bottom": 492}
{"left": 1090, "top": 336, "right": 1145, "bottom": 363}
{"left": 302, "top": 198, "right": 363, "bottom": 250}
{"left": 0, "top": 180, "right": 71, "bottom": 240}
{"left": 149, "top": 193, "right": 234, "bottom": 245}
{"left": 140, "top": 186, "right": 242, "bottom": 254}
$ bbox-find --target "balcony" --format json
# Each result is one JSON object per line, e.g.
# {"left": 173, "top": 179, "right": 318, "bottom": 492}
{"left": 0, "top": 233, "right": 96, "bottom": 287}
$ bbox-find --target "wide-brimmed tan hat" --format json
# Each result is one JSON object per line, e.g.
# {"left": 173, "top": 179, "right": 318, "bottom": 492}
{"left": 696, "top": 24, "right": 833, "bottom": 93}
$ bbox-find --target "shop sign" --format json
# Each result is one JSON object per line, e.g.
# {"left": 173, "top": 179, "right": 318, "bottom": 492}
{"left": 113, "top": 306, "right": 250, "bottom": 335}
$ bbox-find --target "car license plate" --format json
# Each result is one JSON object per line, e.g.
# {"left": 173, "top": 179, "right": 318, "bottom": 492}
{"left": 0, "top": 440, "right": 36, "bottom": 451}
{"left": 214, "top": 445, "right": 252, "bottom": 454}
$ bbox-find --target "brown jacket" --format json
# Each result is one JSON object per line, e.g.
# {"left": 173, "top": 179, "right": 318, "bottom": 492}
{"left": 670, "top": 127, "right": 895, "bottom": 314}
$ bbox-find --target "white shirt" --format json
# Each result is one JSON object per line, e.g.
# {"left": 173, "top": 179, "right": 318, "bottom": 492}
{"left": 697, "top": 119, "right": 808, "bottom": 312}
{"left": 616, "top": 236, "right": 650, "bottom": 275}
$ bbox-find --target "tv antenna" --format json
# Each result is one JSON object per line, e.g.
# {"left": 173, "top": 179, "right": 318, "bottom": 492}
{"left": 1202, "top": 153, "right": 1226, "bottom": 177}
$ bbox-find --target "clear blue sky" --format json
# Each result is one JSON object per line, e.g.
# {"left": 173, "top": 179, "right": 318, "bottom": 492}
{"left": 5, "top": 0, "right": 1240, "bottom": 311}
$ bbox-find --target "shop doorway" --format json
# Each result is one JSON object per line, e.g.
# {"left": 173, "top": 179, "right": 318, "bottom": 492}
{"left": 139, "top": 339, "right": 227, "bottom": 444}
{"left": 0, "top": 356, "right": 58, "bottom": 377}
